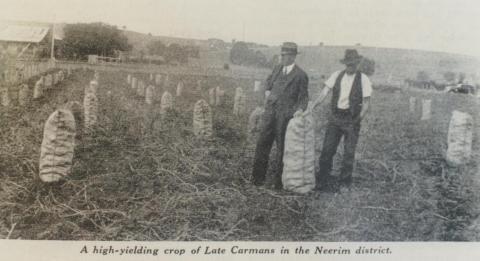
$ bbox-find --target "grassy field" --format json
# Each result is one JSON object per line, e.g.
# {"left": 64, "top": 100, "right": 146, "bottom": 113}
{"left": 0, "top": 68, "right": 479, "bottom": 241}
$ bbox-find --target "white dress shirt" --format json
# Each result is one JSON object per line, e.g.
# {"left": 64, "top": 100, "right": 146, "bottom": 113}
{"left": 283, "top": 63, "right": 295, "bottom": 75}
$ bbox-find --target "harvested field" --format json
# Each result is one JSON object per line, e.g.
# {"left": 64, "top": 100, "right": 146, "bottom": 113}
{"left": 0, "top": 68, "right": 479, "bottom": 241}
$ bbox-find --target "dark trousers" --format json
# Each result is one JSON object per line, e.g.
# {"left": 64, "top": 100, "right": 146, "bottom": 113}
{"left": 317, "top": 109, "right": 361, "bottom": 183}
{"left": 252, "top": 104, "right": 291, "bottom": 187}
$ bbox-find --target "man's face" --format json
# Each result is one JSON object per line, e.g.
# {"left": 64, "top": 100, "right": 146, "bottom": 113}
{"left": 345, "top": 62, "right": 358, "bottom": 75}
{"left": 281, "top": 53, "right": 296, "bottom": 66}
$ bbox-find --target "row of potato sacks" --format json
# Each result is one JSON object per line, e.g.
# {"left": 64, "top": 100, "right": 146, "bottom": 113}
{"left": 128, "top": 72, "right": 262, "bottom": 106}
{"left": 1, "top": 69, "right": 69, "bottom": 108}
{"left": 278, "top": 102, "right": 474, "bottom": 193}
{"left": 254, "top": 97, "right": 473, "bottom": 193}
{"left": 128, "top": 73, "right": 316, "bottom": 193}
{"left": 137, "top": 75, "right": 316, "bottom": 194}
{"left": 39, "top": 74, "right": 98, "bottom": 183}
{"left": 409, "top": 96, "right": 474, "bottom": 166}
{"left": 127, "top": 72, "right": 258, "bottom": 133}
{"left": 408, "top": 97, "right": 433, "bottom": 120}
{"left": 126, "top": 73, "right": 233, "bottom": 131}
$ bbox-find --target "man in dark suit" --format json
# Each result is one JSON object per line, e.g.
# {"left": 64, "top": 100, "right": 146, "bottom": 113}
{"left": 252, "top": 42, "right": 309, "bottom": 189}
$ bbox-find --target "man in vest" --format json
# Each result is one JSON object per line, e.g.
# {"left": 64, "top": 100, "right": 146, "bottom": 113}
{"left": 252, "top": 42, "right": 309, "bottom": 189}
{"left": 311, "top": 49, "right": 372, "bottom": 191}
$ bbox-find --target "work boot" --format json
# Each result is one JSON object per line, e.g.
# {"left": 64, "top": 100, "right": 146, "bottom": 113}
{"left": 251, "top": 177, "right": 265, "bottom": 187}
{"left": 273, "top": 175, "right": 283, "bottom": 190}
{"left": 338, "top": 175, "right": 353, "bottom": 188}
{"left": 315, "top": 176, "right": 339, "bottom": 193}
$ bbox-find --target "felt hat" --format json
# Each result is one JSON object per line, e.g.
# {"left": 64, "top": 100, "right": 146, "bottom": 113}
{"left": 281, "top": 42, "right": 299, "bottom": 55}
{"left": 340, "top": 49, "right": 362, "bottom": 65}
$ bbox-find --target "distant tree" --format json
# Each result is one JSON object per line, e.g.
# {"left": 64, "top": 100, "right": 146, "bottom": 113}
{"left": 230, "top": 41, "right": 269, "bottom": 67}
{"left": 62, "top": 22, "right": 131, "bottom": 60}
{"left": 147, "top": 40, "right": 166, "bottom": 56}
{"left": 358, "top": 57, "right": 375, "bottom": 76}
{"left": 443, "top": 71, "right": 456, "bottom": 83}
{"left": 184, "top": 45, "right": 200, "bottom": 58}
{"left": 267, "top": 54, "right": 279, "bottom": 68}
{"left": 230, "top": 41, "right": 250, "bottom": 65}
{"left": 416, "top": 71, "right": 430, "bottom": 82}
{"left": 164, "top": 43, "right": 188, "bottom": 64}
{"left": 254, "top": 50, "right": 267, "bottom": 67}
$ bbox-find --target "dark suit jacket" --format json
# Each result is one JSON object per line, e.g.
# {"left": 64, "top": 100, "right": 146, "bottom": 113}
{"left": 265, "top": 64, "right": 309, "bottom": 117}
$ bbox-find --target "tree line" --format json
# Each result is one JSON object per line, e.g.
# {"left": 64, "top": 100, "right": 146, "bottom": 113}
{"left": 61, "top": 23, "right": 131, "bottom": 60}
{"left": 144, "top": 40, "right": 199, "bottom": 64}
{"left": 59, "top": 23, "right": 198, "bottom": 64}
{"left": 229, "top": 41, "right": 276, "bottom": 68}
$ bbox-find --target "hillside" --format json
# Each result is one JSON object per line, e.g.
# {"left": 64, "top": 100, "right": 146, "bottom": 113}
{"left": 201, "top": 45, "right": 480, "bottom": 86}
{"left": 286, "top": 45, "right": 480, "bottom": 86}
{"left": 122, "top": 30, "right": 210, "bottom": 52}
{"left": 122, "top": 29, "right": 480, "bottom": 86}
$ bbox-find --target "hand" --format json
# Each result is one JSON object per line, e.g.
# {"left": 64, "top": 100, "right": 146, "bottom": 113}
{"left": 354, "top": 116, "right": 362, "bottom": 124}
{"left": 311, "top": 99, "right": 324, "bottom": 111}
{"left": 293, "top": 109, "right": 303, "bottom": 118}
{"left": 265, "top": 90, "right": 271, "bottom": 99}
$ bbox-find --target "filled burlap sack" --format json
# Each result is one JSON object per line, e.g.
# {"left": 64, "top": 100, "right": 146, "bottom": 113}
{"left": 18, "top": 84, "right": 30, "bottom": 106}
{"left": 33, "top": 78, "right": 43, "bottom": 99}
{"left": 420, "top": 99, "right": 431, "bottom": 120}
{"left": 84, "top": 81, "right": 97, "bottom": 98}
{"left": 193, "top": 99, "right": 213, "bottom": 138}
{"left": 39, "top": 109, "right": 76, "bottom": 183}
{"left": 215, "top": 86, "right": 225, "bottom": 106}
{"left": 58, "top": 70, "right": 65, "bottom": 82}
{"left": 83, "top": 92, "right": 98, "bottom": 130}
{"left": 146, "top": 85, "right": 155, "bottom": 105}
{"left": 44, "top": 74, "right": 53, "bottom": 89}
{"left": 409, "top": 97, "right": 416, "bottom": 113}
{"left": 137, "top": 81, "right": 146, "bottom": 97}
{"left": 282, "top": 109, "right": 315, "bottom": 193}
{"left": 164, "top": 75, "right": 170, "bottom": 88}
{"left": 176, "top": 81, "right": 184, "bottom": 97}
{"left": 1, "top": 88, "right": 10, "bottom": 107}
{"left": 254, "top": 80, "right": 261, "bottom": 92}
{"left": 160, "top": 91, "right": 173, "bottom": 115}
{"left": 131, "top": 77, "right": 137, "bottom": 90}
{"left": 446, "top": 110, "right": 473, "bottom": 166}
{"left": 89, "top": 80, "right": 98, "bottom": 94}
{"left": 127, "top": 74, "right": 132, "bottom": 84}
{"left": 233, "top": 87, "right": 246, "bottom": 116}
{"left": 208, "top": 88, "right": 216, "bottom": 105}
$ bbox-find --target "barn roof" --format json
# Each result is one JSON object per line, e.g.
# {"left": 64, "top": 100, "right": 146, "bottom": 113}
{"left": 0, "top": 24, "right": 50, "bottom": 43}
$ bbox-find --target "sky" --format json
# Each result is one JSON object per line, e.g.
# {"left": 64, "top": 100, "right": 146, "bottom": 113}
{"left": 0, "top": 0, "right": 479, "bottom": 57}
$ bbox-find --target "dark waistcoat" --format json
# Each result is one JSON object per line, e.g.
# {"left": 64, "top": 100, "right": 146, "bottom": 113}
{"left": 331, "top": 70, "right": 363, "bottom": 118}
